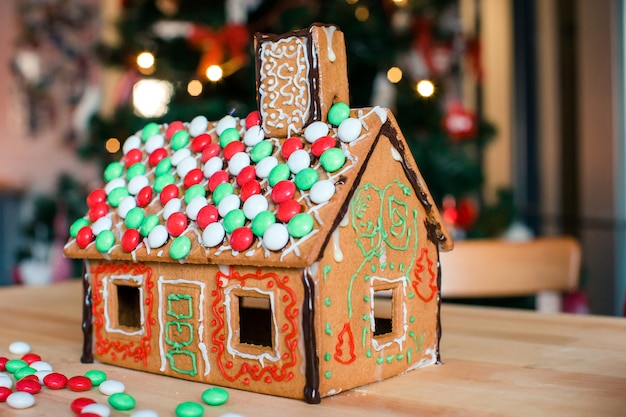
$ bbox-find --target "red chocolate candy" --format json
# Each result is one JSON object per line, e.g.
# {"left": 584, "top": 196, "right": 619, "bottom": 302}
{"left": 230, "top": 227, "right": 254, "bottom": 251}
{"left": 276, "top": 199, "right": 301, "bottom": 223}
{"left": 78, "top": 413, "right": 102, "bottom": 417}
{"left": 245, "top": 110, "right": 261, "bottom": 129}
{"left": 236, "top": 165, "right": 256, "bottom": 187}
{"left": 160, "top": 184, "right": 179, "bottom": 205}
{"left": 148, "top": 147, "right": 167, "bottom": 167}
{"left": 311, "top": 135, "right": 337, "bottom": 157}
{"left": 0, "top": 387, "right": 12, "bottom": 402}
{"left": 124, "top": 148, "right": 143, "bottom": 167}
{"left": 223, "top": 140, "right": 244, "bottom": 161}
{"left": 165, "top": 120, "right": 185, "bottom": 140}
{"left": 166, "top": 212, "right": 188, "bottom": 237}
{"left": 121, "top": 229, "right": 141, "bottom": 252}
{"left": 86, "top": 189, "right": 107, "bottom": 208}
{"left": 201, "top": 143, "right": 221, "bottom": 162}
{"left": 191, "top": 133, "right": 212, "bottom": 153}
{"left": 240, "top": 180, "right": 261, "bottom": 202}
{"left": 183, "top": 168, "right": 204, "bottom": 189}
{"left": 196, "top": 205, "right": 219, "bottom": 229}
{"left": 88, "top": 202, "right": 109, "bottom": 222}
{"left": 43, "top": 372, "right": 68, "bottom": 389}
{"left": 0, "top": 357, "right": 9, "bottom": 371}
{"left": 208, "top": 170, "right": 229, "bottom": 192}
{"left": 15, "top": 378, "right": 41, "bottom": 394}
{"left": 76, "top": 227, "right": 95, "bottom": 249}
{"left": 67, "top": 376, "right": 93, "bottom": 392}
{"left": 281, "top": 137, "right": 303, "bottom": 159}
{"left": 71, "top": 397, "right": 97, "bottom": 414}
{"left": 271, "top": 180, "right": 296, "bottom": 204}
{"left": 136, "top": 185, "right": 153, "bottom": 208}
{"left": 20, "top": 353, "right": 41, "bottom": 365}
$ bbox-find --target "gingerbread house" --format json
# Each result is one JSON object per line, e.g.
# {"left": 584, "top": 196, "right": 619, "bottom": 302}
{"left": 64, "top": 23, "right": 453, "bottom": 403}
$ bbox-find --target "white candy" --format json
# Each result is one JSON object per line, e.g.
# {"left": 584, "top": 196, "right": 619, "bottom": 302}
{"left": 203, "top": 156, "right": 223, "bottom": 179}
{"left": 188, "top": 115, "right": 209, "bottom": 137}
{"left": 218, "top": 413, "right": 245, "bottom": 417}
{"left": 123, "top": 135, "right": 141, "bottom": 154}
{"left": 255, "top": 156, "right": 278, "bottom": 178}
{"left": 186, "top": 196, "right": 208, "bottom": 220}
{"left": 117, "top": 196, "right": 136, "bottom": 219}
{"left": 145, "top": 133, "right": 165, "bottom": 154}
{"left": 128, "top": 175, "right": 149, "bottom": 195}
{"left": 104, "top": 178, "right": 126, "bottom": 195}
{"left": 243, "top": 194, "right": 268, "bottom": 220}
{"left": 163, "top": 198, "right": 182, "bottom": 220}
{"left": 171, "top": 148, "right": 191, "bottom": 166}
{"left": 82, "top": 403, "right": 112, "bottom": 417}
{"left": 202, "top": 222, "right": 225, "bottom": 247}
{"left": 9, "top": 341, "right": 31, "bottom": 355}
{"left": 131, "top": 410, "right": 160, "bottom": 417}
{"left": 228, "top": 152, "right": 251, "bottom": 176}
{"left": 263, "top": 223, "right": 289, "bottom": 251}
{"left": 287, "top": 149, "right": 311, "bottom": 174}
{"left": 29, "top": 361, "right": 53, "bottom": 372}
{"left": 176, "top": 156, "right": 198, "bottom": 179}
{"left": 35, "top": 370, "right": 53, "bottom": 384}
{"left": 0, "top": 374, "right": 13, "bottom": 389}
{"left": 216, "top": 115, "right": 237, "bottom": 135}
{"left": 309, "top": 180, "right": 335, "bottom": 204}
{"left": 6, "top": 392, "right": 35, "bottom": 409}
{"left": 148, "top": 225, "right": 169, "bottom": 249}
{"left": 304, "top": 121, "right": 329, "bottom": 143}
{"left": 243, "top": 125, "right": 264, "bottom": 146}
{"left": 92, "top": 216, "right": 113, "bottom": 236}
{"left": 99, "top": 379, "right": 126, "bottom": 396}
{"left": 218, "top": 194, "right": 241, "bottom": 217}
{"left": 337, "top": 117, "right": 362, "bottom": 143}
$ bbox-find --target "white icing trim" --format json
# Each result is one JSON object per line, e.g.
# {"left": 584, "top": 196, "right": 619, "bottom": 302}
{"left": 321, "top": 25, "right": 337, "bottom": 63}
{"left": 103, "top": 274, "right": 145, "bottom": 336}
{"left": 370, "top": 275, "right": 408, "bottom": 352}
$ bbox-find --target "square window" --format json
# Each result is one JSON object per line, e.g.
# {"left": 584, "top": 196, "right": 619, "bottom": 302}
{"left": 237, "top": 294, "right": 273, "bottom": 348}
{"left": 373, "top": 288, "right": 394, "bottom": 337}
{"left": 116, "top": 284, "right": 141, "bottom": 329}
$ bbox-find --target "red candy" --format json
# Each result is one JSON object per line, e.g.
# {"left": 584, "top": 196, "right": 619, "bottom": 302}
{"left": 230, "top": 227, "right": 254, "bottom": 251}
{"left": 196, "top": 205, "right": 219, "bottom": 229}
{"left": 89, "top": 202, "right": 109, "bottom": 222}
{"left": 183, "top": 168, "right": 204, "bottom": 189}
{"left": 236, "top": 165, "right": 256, "bottom": 187}
{"left": 245, "top": 110, "right": 261, "bottom": 129}
{"left": 21, "top": 353, "right": 41, "bottom": 364}
{"left": 277, "top": 199, "right": 301, "bottom": 222}
{"left": 79, "top": 413, "right": 102, "bottom": 417}
{"left": 201, "top": 143, "right": 222, "bottom": 162}
{"left": 160, "top": 183, "right": 179, "bottom": 205}
{"left": 15, "top": 378, "right": 41, "bottom": 394}
{"left": 165, "top": 120, "right": 185, "bottom": 140}
{"left": 281, "top": 137, "right": 304, "bottom": 159}
{"left": 122, "top": 229, "right": 141, "bottom": 252}
{"left": 67, "top": 376, "right": 93, "bottom": 392}
{"left": 86, "top": 189, "right": 106, "bottom": 208}
{"left": 208, "top": 170, "right": 229, "bottom": 192}
{"left": 191, "top": 133, "right": 212, "bottom": 153}
{"left": 76, "top": 227, "right": 95, "bottom": 249}
{"left": 222, "top": 140, "right": 244, "bottom": 161}
{"left": 311, "top": 135, "right": 337, "bottom": 157}
{"left": 0, "top": 356, "right": 9, "bottom": 371}
{"left": 20, "top": 375, "right": 39, "bottom": 383}
{"left": 148, "top": 147, "right": 168, "bottom": 167}
{"left": 71, "top": 397, "right": 97, "bottom": 414}
{"left": 124, "top": 148, "right": 143, "bottom": 167}
{"left": 43, "top": 372, "right": 68, "bottom": 389}
{"left": 0, "top": 387, "right": 12, "bottom": 402}
{"left": 136, "top": 185, "right": 153, "bottom": 207}
{"left": 240, "top": 180, "right": 261, "bottom": 202}
{"left": 167, "top": 212, "right": 188, "bottom": 237}
{"left": 271, "top": 180, "right": 296, "bottom": 203}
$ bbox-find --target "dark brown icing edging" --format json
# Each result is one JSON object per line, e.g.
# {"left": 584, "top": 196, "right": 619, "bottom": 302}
{"left": 81, "top": 260, "right": 94, "bottom": 363}
{"left": 301, "top": 268, "right": 320, "bottom": 404}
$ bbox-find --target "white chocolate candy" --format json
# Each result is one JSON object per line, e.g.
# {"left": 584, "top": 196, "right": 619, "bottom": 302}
{"left": 186, "top": 196, "right": 208, "bottom": 220}
{"left": 104, "top": 178, "right": 126, "bottom": 195}
{"left": 29, "top": 361, "right": 53, "bottom": 372}
{"left": 0, "top": 374, "right": 13, "bottom": 389}
{"left": 202, "top": 222, "right": 225, "bottom": 247}
{"left": 304, "top": 121, "right": 329, "bottom": 143}
{"left": 287, "top": 149, "right": 311, "bottom": 174}
{"left": 9, "top": 341, "right": 31, "bottom": 355}
{"left": 128, "top": 175, "right": 149, "bottom": 195}
{"left": 92, "top": 216, "right": 113, "bottom": 236}
{"left": 337, "top": 117, "right": 362, "bottom": 143}
{"left": 117, "top": 196, "right": 136, "bottom": 219}
{"left": 6, "top": 392, "right": 35, "bottom": 409}
{"left": 145, "top": 133, "right": 165, "bottom": 154}
{"left": 147, "top": 225, "right": 169, "bottom": 249}
{"left": 203, "top": 156, "right": 223, "bottom": 179}
{"left": 310, "top": 180, "right": 335, "bottom": 204}
{"left": 123, "top": 135, "right": 141, "bottom": 154}
{"left": 82, "top": 403, "right": 112, "bottom": 417}
{"left": 130, "top": 410, "right": 160, "bottom": 417}
{"left": 228, "top": 152, "right": 251, "bottom": 176}
{"left": 188, "top": 115, "right": 208, "bottom": 137}
{"left": 99, "top": 379, "right": 125, "bottom": 395}
{"left": 255, "top": 156, "right": 278, "bottom": 178}
{"left": 263, "top": 223, "right": 289, "bottom": 251}
{"left": 176, "top": 156, "right": 198, "bottom": 179}
{"left": 216, "top": 115, "right": 237, "bottom": 135}
{"left": 243, "top": 125, "right": 264, "bottom": 146}
{"left": 171, "top": 148, "right": 191, "bottom": 166}
{"left": 35, "top": 370, "right": 53, "bottom": 384}
{"left": 218, "top": 194, "right": 241, "bottom": 217}
{"left": 243, "top": 194, "right": 268, "bottom": 220}
{"left": 163, "top": 198, "right": 182, "bottom": 220}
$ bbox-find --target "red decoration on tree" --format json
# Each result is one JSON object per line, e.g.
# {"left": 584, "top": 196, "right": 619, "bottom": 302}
{"left": 442, "top": 101, "right": 477, "bottom": 141}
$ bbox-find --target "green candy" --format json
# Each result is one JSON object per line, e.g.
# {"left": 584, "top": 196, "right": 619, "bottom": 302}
{"left": 319, "top": 147, "right": 346, "bottom": 173}
{"left": 108, "top": 392, "right": 136, "bottom": 411}
{"left": 201, "top": 387, "right": 229, "bottom": 406}
{"left": 141, "top": 122, "right": 161, "bottom": 141}
{"left": 5, "top": 359, "right": 28, "bottom": 374}
{"left": 170, "top": 235, "right": 191, "bottom": 260}
{"left": 212, "top": 182, "right": 234, "bottom": 205}
{"left": 141, "top": 214, "right": 160, "bottom": 237}
{"left": 250, "top": 140, "right": 273, "bottom": 163}
{"left": 14, "top": 366, "right": 37, "bottom": 380}
{"left": 295, "top": 167, "right": 319, "bottom": 190}
{"left": 125, "top": 207, "right": 145, "bottom": 229}
{"left": 171, "top": 130, "right": 190, "bottom": 151}
{"left": 70, "top": 218, "right": 89, "bottom": 238}
{"left": 126, "top": 163, "right": 146, "bottom": 180}
{"left": 268, "top": 163, "right": 291, "bottom": 187}
{"left": 328, "top": 102, "right": 351, "bottom": 126}
{"left": 175, "top": 401, "right": 205, "bottom": 417}
{"left": 154, "top": 173, "right": 176, "bottom": 192}
{"left": 251, "top": 210, "right": 275, "bottom": 237}
{"left": 219, "top": 127, "right": 240, "bottom": 148}
{"left": 84, "top": 369, "right": 107, "bottom": 386}
{"left": 96, "top": 230, "right": 115, "bottom": 252}
{"left": 155, "top": 158, "right": 172, "bottom": 176}
{"left": 223, "top": 209, "right": 245, "bottom": 233}
{"left": 288, "top": 213, "right": 314, "bottom": 238}
{"left": 185, "top": 184, "right": 206, "bottom": 204}
{"left": 108, "top": 187, "right": 130, "bottom": 207}
{"left": 104, "top": 161, "right": 123, "bottom": 182}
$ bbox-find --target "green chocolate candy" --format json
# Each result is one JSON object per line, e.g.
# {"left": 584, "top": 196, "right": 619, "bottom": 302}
{"left": 295, "top": 167, "right": 319, "bottom": 190}
{"left": 155, "top": 157, "right": 172, "bottom": 176}
{"left": 154, "top": 173, "right": 176, "bottom": 193}
{"left": 268, "top": 163, "right": 291, "bottom": 187}
{"left": 141, "top": 122, "right": 161, "bottom": 141}
{"left": 175, "top": 401, "right": 205, "bottom": 417}
{"left": 5, "top": 359, "right": 28, "bottom": 374}
{"left": 251, "top": 210, "right": 276, "bottom": 237}
{"left": 328, "top": 102, "right": 351, "bottom": 126}
{"left": 108, "top": 392, "right": 136, "bottom": 411}
{"left": 250, "top": 140, "right": 273, "bottom": 163}
{"left": 223, "top": 209, "right": 245, "bottom": 233}
{"left": 212, "top": 182, "right": 234, "bottom": 205}
{"left": 14, "top": 366, "right": 36, "bottom": 380}
{"left": 108, "top": 187, "right": 130, "bottom": 208}
{"left": 201, "top": 387, "right": 229, "bottom": 406}
{"left": 141, "top": 214, "right": 160, "bottom": 237}
{"left": 96, "top": 230, "right": 115, "bottom": 252}
{"left": 70, "top": 218, "right": 89, "bottom": 238}
{"left": 126, "top": 163, "right": 146, "bottom": 180}
{"left": 185, "top": 184, "right": 206, "bottom": 204}
{"left": 219, "top": 127, "right": 240, "bottom": 148}
{"left": 125, "top": 207, "right": 145, "bottom": 229}
{"left": 171, "top": 130, "right": 190, "bottom": 151}
{"left": 104, "top": 161, "right": 123, "bottom": 182}
{"left": 288, "top": 213, "right": 314, "bottom": 238}
{"left": 319, "top": 147, "right": 346, "bottom": 173}
{"left": 84, "top": 369, "right": 107, "bottom": 386}
{"left": 169, "top": 235, "right": 191, "bottom": 260}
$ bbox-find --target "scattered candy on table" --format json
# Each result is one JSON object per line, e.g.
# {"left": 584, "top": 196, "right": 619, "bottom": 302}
{"left": 175, "top": 400, "right": 205, "bottom": 417}
{"left": 6, "top": 391, "right": 36, "bottom": 409}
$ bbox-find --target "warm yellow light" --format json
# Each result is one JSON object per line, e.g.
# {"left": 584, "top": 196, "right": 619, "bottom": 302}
{"left": 187, "top": 79, "right": 203, "bottom": 96}
{"left": 132, "top": 79, "right": 173, "bottom": 118}
{"left": 416, "top": 80, "right": 435, "bottom": 97}
{"left": 205, "top": 65, "right": 223, "bottom": 82}
{"left": 346, "top": 0, "right": 358, "bottom": 4}
{"left": 105, "top": 137, "right": 120, "bottom": 153}
{"left": 136, "top": 52, "right": 155, "bottom": 69}
{"left": 355, "top": 6, "right": 369, "bottom": 21}
{"left": 386, "top": 67, "right": 403, "bottom": 84}
{"left": 392, "top": 0, "right": 408, "bottom": 7}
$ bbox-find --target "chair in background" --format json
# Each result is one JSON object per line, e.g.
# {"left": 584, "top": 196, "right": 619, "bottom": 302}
{"left": 439, "top": 237, "right": 581, "bottom": 313}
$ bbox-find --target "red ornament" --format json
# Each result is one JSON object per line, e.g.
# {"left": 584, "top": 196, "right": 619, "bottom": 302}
{"left": 236, "top": 165, "right": 256, "bottom": 187}
{"left": 456, "top": 196, "right": 479, "bottom": 229}
{"left": 442, "top": 101, "right": 477, "bottom": 141}
{"left": 202, "top": 143, "right": 222, "bottom": 162}
{"left": 15, "top": 378, "right": 41, "bottom": 394}
{"left": 230, "top": 227, "right": 253, "bottom": 251}
{"left": 240, "top": 179, "right": 261, "bottom": 202}
{"left": 67, "top": 376, "right": 93, "bottom": 392}
{"left": 148, "top": 147, "right": 168, "bottom": 167}
{"left": 0, "top": 387, "right": 12, "bottom": 402}
{"left": 223, "top": 140, "right": 244, "bottom": 161}
{"left": 160, "top": 184, "right": 179, "bottom": 205}
{"left": 71, "top": 397, "right": 97, "bottom": 414}
{"left": 86, "top": 189, "right": 106, "bottom": 208}
{"left": 196, "top": 204, "right": 219, "bottom": 229}
{"left": 311, "top": 136, "right": 337, "bottom": 158}
{"left": 76, "top": 227, "right": 95, "bottom": 249}
{"left": 276, "top": 199, "right": 301, "bottom": 222}
{"left": 136, "top": 185, "right": 153, "bottom": 207}
{"left": 124, "top": 148, "right": 143, "bottom": 166}
{"left": 121, "top": 229, "right": 141, "bottom": 252}
{"left": 245, "top": 110, "right": 261, "bottom": 129}
{"left": 208, "top": 170, "right": 229, "bottom": 191}
{"left": 21, "top": 353, "right": 41, "bottom": 364}
{"left": 184, "top": 168, "right": 204, "bottom": 188}
{"left": 271, "top": 180, "right": 296, "bottom": 203}
{"left": 281, "top": 137, "right": 303, "bottom": 159}
{"left": 43, "top": 372, "right": 68, "bottom": 389}
{"left": 165, "top": 121, "right": 185, "bottom": 140}
{"left": 191, "top": 133, "right": 212, "bottom": 153}
{"left": 167, "top": 212, "right": 188, "bottom": 237}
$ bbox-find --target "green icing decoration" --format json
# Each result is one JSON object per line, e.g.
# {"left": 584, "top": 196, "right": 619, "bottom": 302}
{"left": 325, "top": 322, "right": 332, "bottom": 335}
{"left": 96, "top": 230, "right": 115, "bottom": 252}
{"left": 324, "top": 352, "right": 331, "bottom": 361}
{"left": 212, "top": 182, "right": 234, "bottom": 205}
{"left": 170, "top": 235, "right": 191, "bottom": 260}
{"left": 185, "top": 184, "right": 206, "bottom": 204}
{"left": 155, "top": 158, "right": 172, "bottom": 176}
{"left": 171, "top": 130, "right": 190, "bottom": 151}
{"left": 408, "top": 292, "right": 415, "bottom": 299}
{"left": 409, "top": 316, "right": 415, "bottom": 323}
{"left": 386, "top": 355, "right": 394, "bottom": 364}
{"left": 141, "top": 122, "right": 160, "bottom": 141}
{"left": 250, "top": 140, "right": 273, "bottom": 163}
{"left": 223, "top": 209, "right": 245, "bottom": 233}
{"left": 363, "top": 295, "right": 370, "bottom": 302}
{"left": 366, "top": 349, "right": 373, "bottom": 358}
{"left": 376, "top": 357, "right": 384, "bottom": 365}
{"left": 167, "top": 294, "right": 193, "bottom": 319}
{"left": 295, "top": 167, "right": 318, "bottom": 190}
{"left": 251, "top": 210, "right": 275, "bottom": 237}
{"left": 407, "top": 349, "right": 412, "bottom": 363}
{"left": 323, "top": 264, "right": 331, "bottom": 282}
{"left": 319, "top": 147, "right": 346, "bottom": 173}
{"left": 324, "top": 297, "right": 331, "bottom": 307}
{"left": 361, "top": 314, "right": 369, "bottom": 321}
{"left": 141, "top": 214, "right": 159, "bottom": 236}
{"left": 370, "top": 264, "right": 377, "bottom": 273}
{"left": 125, "top": 207, "right": 145, "bottom": 229}
{"left": 219, "top": 127, "right": 240, "bottom": 148}
{"left": 104, "top": 161, "right": 123, "bottom": 182}
{"left": 108, "top": 187, "right": 129, "bottom": 207}
{"left": 126, "top": 163, "right": 146, "bottom": 180}
{"left": 287, "top": 212, "right": 314, "bottom": 238}
{"left": 154, "top": 173, "right": 176, "bottom": 192}
{"left": 268, "top": 163, "right": 290, "bottom": 187}
{"left": 324, "top": 371, "right": 332, "bottom": 379}
{"left": 328, "top": 102, "right": 351, "bottom": 126}
{"left": 396, "top": 354, "right": 404, "bottom": 361}
{"left": 70, "top": 218, "right": 89, "bottom": 237}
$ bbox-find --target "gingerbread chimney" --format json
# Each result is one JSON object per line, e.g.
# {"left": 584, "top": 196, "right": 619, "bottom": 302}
{"left": 255, "top": 23, "right": 350, "bottom": 138}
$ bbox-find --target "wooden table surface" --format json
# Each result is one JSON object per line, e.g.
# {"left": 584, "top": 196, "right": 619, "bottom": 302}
{"left": 1, "top": 280, "right": 625, "bottom": 417}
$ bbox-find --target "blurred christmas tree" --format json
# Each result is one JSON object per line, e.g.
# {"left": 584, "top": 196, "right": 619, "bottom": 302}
{"left": 85, "top": 0, "right": 513, "bottom": 238}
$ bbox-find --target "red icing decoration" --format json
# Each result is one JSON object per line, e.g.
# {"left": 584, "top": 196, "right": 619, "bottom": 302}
{"left": 183, "top": 168, "right": 204, "bottom": 188}
{"left": 165, "top": 120, "right": 185, "bottom": 140}
{"left": 160, "top": 184, "right": 179, "bottom": 205}
{"left": 67, "top": 375, "right": 93, "bottom": 392}
{"left": 71, "top": 397, "right": 97, "bottom": 414}
{"left": 240, "top": 179, "right": 261, "bottom": 202}
{"left": 245, "top": 110, "right": 261, "bottom": 129}
{"left": 208, "top": 170, "right": 229, "bottom": 191}
{"left": 0, "top": 387, "right": 12, "bottom": 402}
{"left": 43, "top": 372, "right": 68, "bottom": 389}
{"left": 236, "top": 165, "right": 256, "bottom": 187}
{"left": 229, "top": 227, "right": 253, "bottom": 251}
{"left": 167, "top": 212, "right": 188, "bottom": 237}
{"left": 15, "top": 378, "right": 41, "bottom": 394}
{"left": 281, "top": 137, "right": 303, "bottom": 159}
{"left": 121, "top": 229, "right": 141, "bottom": 252}
{"left": 223, "top": 140, "right": 244, "bottom": 161}
{"left": 136, "top": 186, "right": 153, "bottom": 207}
{"left": 276, "top": 199, "right": 301, "bottom": 223}
{"left": 124, "top": 148, "right": 143, "bottom": 167}
{"left": 21, "top": 353, "right": 41, "bottom": 364}
{"left": 333, "top": 323, "right": 357, "bottom": 364}
{"left": 86, "top": 189, "right": 106, "bottom": 208}
{"left": 191, "top": 133, "right": 212, "bottom": 153}
{"left": 271, "top": 180, "right": 296, "bottom": 204}
{"left": 412, "top": 247, "right": 438, "bottom": 302}
{"left": 89, "top": 202, "right": 108, "bottom": 222}
{"left": 311, "top": 136, "right": 337, "bottom": 157}
{"left": 148, "top": 147, "right": 168, "bottom": 167}
{"left": 76, "top": 226, "right": 95, "bottom": 249}
{"left": 197, "top": 204, "right": 219, "bottom": 229}
{"left": 202, "top": 143, "right": 222, "bottom": 162}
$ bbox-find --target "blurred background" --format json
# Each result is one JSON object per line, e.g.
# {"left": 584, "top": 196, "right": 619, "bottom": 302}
{"left": 0, "top": 0, "right": 623, "bottom": 316}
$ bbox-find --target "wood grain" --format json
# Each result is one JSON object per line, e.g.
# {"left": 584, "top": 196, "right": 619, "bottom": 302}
{"left": 1, "top": 280, "right": 625, "bottom": 416}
